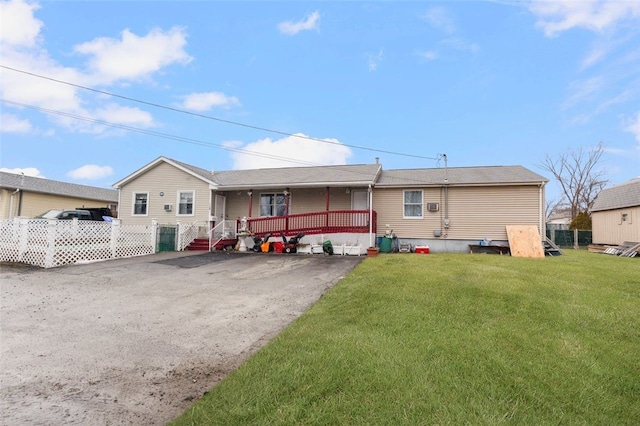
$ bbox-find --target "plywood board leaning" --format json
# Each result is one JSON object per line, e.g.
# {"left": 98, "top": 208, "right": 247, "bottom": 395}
{"left": 505, "top": 225, "right": 545, "bottom": 258}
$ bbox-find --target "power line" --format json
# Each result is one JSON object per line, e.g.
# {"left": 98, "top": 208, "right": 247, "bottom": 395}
{"left": 0, "top": 98, "right": 319, "bottom": 167}
{"left": 1, "top": 98, "right": 447, "bottom": 186}
{"left": 0, "top": 64, "right": 441, "bottom": 161}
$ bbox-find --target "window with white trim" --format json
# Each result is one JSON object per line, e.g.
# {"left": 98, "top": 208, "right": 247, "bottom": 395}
{"left": 178, "top": 190, "right": 195, "bottom": 215}
{"left": 133, "top": 192, "right": 148, "bottom": 215}
{"left": 403, "top": 190, "right": 423, "bottom": 218}
{"left": 260, "top": 193, "right": 287, "bottom": 217}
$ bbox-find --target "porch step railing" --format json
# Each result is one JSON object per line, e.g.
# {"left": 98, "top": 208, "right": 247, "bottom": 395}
{"left": 246, "top": 210, "right": 376, "bottom": 236}
{"left": 210, "top": 220, "right": 238, "bottom": 250}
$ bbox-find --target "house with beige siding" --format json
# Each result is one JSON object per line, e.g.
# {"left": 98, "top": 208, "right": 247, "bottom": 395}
{"left": 0, "top": 171, "right": 118, "bottom": 219}
{"left": 590, "top": 178, "right": 640, "bottom": 245}
{"left": 114, "top": 157, "right": 548, "bottom": 253}
{"left": 373, "top": 166, "right": 548, "bottom": 252}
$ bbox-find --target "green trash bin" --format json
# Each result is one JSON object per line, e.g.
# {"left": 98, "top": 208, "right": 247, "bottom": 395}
{"left": 380, "top": 237, "right": 392, "bottom": 253}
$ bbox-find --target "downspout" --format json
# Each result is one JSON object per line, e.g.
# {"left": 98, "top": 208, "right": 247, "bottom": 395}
{"left": 539, "top": 183, "right": 544, "bottom": 239}
{"left": 369, "top": 184, "right": 374, "bottom": 248}
{"left": 9, "top": 188, "right": 20, "bottom": 219}
{"left": 18, "top": 189, "right": 23, "bottom": 216}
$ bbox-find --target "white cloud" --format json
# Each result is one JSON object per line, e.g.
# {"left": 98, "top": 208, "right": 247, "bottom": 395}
{"left": 74, "top": 27, "right": 192, "bottom": 85}
{"left": 561, "top": 76, "right": 605, "bottom": 110}
{"left": 0, "top": 1, "right": 193, "bottom": 134}
{"left": 278, "top": 11, "right": 320, "bottom": 36}
{"left": 0, "top": 167, "right": 44, "bottom": 177}
{"left": 67, "top": 164, "right": 114, "bottom": 180}
{"left": 422, "top": 6, "right": 456, "bottom": 34}
{"left": 1, "top": 113, "right": 32, "bottom": 133}
{"left": 0, "top": 0, "right": 42, "bottom": 47}
{"left": 180, "top": 92, "right": 241, "bottom": 111}
{"left": 229, "top": 133, "right": 352, "bottom": 170}
{"left": 625, "top": 111, "right": 640, "bottom": 143}
{"left": 94, "top": 103, "right": 154, "bottom": 127}
{"left": 417, "top": 50, "right": 438, "bottom": 61}
{"left": 529, "top": 0, "right": 640, "bottom": 37}
{"left": 367, "top": 49, "right": 384, "bottom": 72}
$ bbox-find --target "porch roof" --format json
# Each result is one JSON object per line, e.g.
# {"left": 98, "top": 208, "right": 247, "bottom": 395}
{"left": 211, "top": 163, "right": 382, "bottom": 190}
{"left": 376, "top": 165, "right": 548, "bottom": 187}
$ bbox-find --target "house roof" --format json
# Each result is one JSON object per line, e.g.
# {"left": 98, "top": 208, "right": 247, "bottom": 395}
{"left": 112, "top": 157, "right": 218, "bottom": 188}
{"left": 113, "top": 157, "right": 546, "bottom": 191}
{"left": 212, "top": 163, "right": 382, "bottom": 189}
{"left": 591, "top": 178, "right": 640, "bottom": 212}
{"left": 0, "top": 171, "right": 118, "bottom": 202}
{"left": 376, "top": 165, "right": 548, "bottom": 187}
{"left": 113, "top": 156, "right": 382, "bottom": 190}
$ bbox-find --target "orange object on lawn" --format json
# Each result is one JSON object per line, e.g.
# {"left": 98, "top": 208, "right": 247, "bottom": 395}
{"left": 415, "top": 246, "right": 430, "bottom": 254}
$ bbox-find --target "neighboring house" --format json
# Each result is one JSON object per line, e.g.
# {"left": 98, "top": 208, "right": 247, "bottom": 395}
{"left": 590, "top": 178, "right": 640, "bottom": 245}
{"left": 0, "top": 171, "right": 119, "bottom": 219}
{"left": 114, "top": 157, "right": 548, "bottom": 253}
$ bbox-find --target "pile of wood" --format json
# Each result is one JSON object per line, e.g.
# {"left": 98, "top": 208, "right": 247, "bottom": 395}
{"left": 589, "top": 242, "right": 640, "bottom": 257}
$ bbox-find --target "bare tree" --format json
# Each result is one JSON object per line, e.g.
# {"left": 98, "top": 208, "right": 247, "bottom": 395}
{"left": 540, "top": 142, "right": 608, "bottom": 220}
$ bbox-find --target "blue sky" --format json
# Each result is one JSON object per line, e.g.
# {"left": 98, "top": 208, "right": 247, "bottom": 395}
{"left": 1, "top": 0, "right": 639, "bottom": 203}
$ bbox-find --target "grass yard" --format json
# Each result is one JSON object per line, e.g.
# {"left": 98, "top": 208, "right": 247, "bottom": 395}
{"left": 171, "top": 250, "right": 640, "bottom": 425}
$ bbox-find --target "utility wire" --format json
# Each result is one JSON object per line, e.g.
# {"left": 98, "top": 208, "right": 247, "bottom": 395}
{"left": 1, "top": 98, "right": 447, "bottom": 186}
{"left": 0, "top": 99, "right": 319, "bottom": 167}
{"left": 0, "top": 64, "right": 440, "bottom": 161}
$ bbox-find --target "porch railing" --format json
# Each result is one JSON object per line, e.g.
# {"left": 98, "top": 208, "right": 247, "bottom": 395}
{"left": 209, "top": 220, "right": 238, "bottom": 249}
{"left": 246, "top": 210, "right": 376, "bottom": 237}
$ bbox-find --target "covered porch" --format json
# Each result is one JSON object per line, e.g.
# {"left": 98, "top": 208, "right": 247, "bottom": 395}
{"left": 209, "top": 209, "right": 377, "bottom": 251}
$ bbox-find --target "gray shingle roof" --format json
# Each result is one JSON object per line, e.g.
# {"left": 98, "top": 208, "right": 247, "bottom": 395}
{"left": 211, "top": 163, "right": 382, "bottom": 189}
{"left": 591, "top": 178, "right": 640, "bottom": 212}
{"left": 0, "top": 171, "right": 118, "bottom": 202}
{"left": 376, "top": 165, "right": 548, "bottom": 187}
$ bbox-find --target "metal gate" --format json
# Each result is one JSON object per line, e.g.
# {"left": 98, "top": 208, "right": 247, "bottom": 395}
{"left": 157, "top": 226, "right": 176, "bottom": 252}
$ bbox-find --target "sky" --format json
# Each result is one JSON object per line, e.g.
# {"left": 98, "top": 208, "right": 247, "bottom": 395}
{"left": 1, "top": 0, "right": 639, "bottom": 204}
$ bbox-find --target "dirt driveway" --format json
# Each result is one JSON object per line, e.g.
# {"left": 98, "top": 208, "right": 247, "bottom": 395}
{"left": 0, "top": 251, "right": 363, "bottom": 425}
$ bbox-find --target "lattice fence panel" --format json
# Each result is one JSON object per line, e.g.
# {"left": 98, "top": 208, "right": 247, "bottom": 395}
{"left": 0, "top": 219, "right": 21, "bottom": 263}
{"left": 178, "top": 222, "right": 200, "bottom": 251}
{"left": 0, "top": 219, "right": 156, "bottom": 268}
{"left": 115, "top": 224, "right": 155, "bottom": 259}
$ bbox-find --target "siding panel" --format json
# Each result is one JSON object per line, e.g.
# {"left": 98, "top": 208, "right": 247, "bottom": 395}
{"left": 592, "top": 207, "right": 640, "bottom": 245}
{"left": 119, "top": 162, "right": 211, "bottom": 225}
{"left": 373, "top": 185, "right": 542, "bottom": 240}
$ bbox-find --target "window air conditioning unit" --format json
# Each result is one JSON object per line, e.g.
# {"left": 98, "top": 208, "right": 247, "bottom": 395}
{"left": 164, "top": 204, "right": 172, "bottom": 212}
{"left": 427, "top": 203, "right": 439, "bottom": 212}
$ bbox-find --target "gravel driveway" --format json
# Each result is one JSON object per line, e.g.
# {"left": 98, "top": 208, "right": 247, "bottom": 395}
{"left": 0, "top": 251, "right": 363, "bottom": 425}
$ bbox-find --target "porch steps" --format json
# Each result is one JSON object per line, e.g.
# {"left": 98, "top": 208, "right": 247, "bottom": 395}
{"left": 213, "top": 238, "right": 238, "bottom": 251}
{"left": 186, "top": 238, "right": 210, "bottom": 251}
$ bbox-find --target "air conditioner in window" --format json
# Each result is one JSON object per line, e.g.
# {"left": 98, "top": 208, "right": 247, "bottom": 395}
{"left": 164, "top": 204, "right": 172, "bottom": 212}
{"left": 427, "top": 203, "right": 439, "bottom": 212}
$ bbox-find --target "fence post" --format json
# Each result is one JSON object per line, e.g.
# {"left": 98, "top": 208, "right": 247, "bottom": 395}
{"left": 17, "top": 217, "right": 28, "bottom": 262}
{"left": 151, "top": 219, "right": 158, "bottom": 253}
{"left": 177, "top": 221, "right": 182, "bottom": 251}
{"left": 44, "top": 219, "right": 57, "bottom": 268}
{"left": 110, "top": 219, "right": 120, "bottom": 258}
{"left": 573, "top": 229, "right": 578, "bottom": 250}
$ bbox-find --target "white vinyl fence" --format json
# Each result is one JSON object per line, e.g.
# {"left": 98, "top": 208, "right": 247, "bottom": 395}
{"left": 0, "top": 218, "right": 159, "bottom": 268}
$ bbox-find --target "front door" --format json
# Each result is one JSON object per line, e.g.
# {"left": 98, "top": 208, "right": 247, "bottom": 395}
{"left": 214, "top": 194, "right": 226, "bottom": 221}
{"left": 351, "top": 190, "right": 369, "bottom": 226}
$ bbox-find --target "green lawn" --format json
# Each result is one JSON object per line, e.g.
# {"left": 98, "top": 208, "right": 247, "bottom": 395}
{"left": 171, "top": 250, "right": 640, "bottom": 425}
